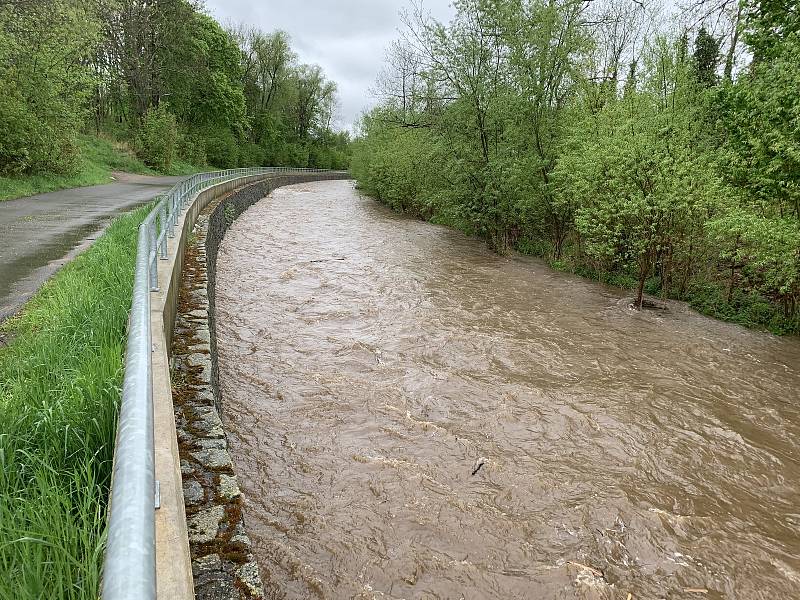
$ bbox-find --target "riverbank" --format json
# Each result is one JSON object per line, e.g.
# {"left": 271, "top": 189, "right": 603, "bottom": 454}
{"left": 0, "top": 204, "right": 148, "bottom": 599}
{"left": 356, "top": 185, "right": 798, "bottom": 336}
{"left": 551, "top": 258, "right": 799, "bottom": 336}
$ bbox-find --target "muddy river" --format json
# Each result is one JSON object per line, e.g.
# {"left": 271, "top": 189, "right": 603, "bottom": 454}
{"left": 215, "top": 180, "right": 800, "bottom": 599}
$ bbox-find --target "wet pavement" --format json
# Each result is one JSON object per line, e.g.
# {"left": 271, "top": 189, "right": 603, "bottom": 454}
{"left": 215, "top": 180, "right": 800, "bottom": 600}
{"left": 0, "top": 173, "right": 180, "bottom": 321}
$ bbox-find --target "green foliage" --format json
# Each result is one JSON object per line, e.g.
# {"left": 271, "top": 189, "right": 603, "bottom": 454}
{"left": 718, "top": 31, "right": 800, "bottom": 220}
{"left": 687, "top": 281, "right": 799, "bottom": 335}
{"left": 238, "top": 142, "right": 266, "bottom": 168}
{"left": 744, "top": 0, "right": 800, "bottom": 60}
{"left": 166, "top": 12, "right": 247, "bottom": 136}
{"left": 0, "top": 0, "right": 349, "bottom": 201}
{"left": 0, "top": 204, "right": 150, "bottom": 598}
{"left": 351, "top": 113, "right": 436, "bottom": 215}
{"left": 307, "top": 130, "right": 352, "bottom": 169}
{"left": 694, "top": 27, "right": 721, "bottom": 87}
{"left": 706, "top": 207, "right": 800, "bottom": 308}
{"left": 177, "top": 133, "right": 208, "bottom": 168}
{"left": 0, "top": 1, "right": 99, "bottom": 175}
{"left": 353, "top": 0, "right": 800, "bottom": 333}
{"left": 203, "top": 128, "right": 239, "bottom": 169}
{"left": 0, "top": 135, "right": 153, "bottom": 202}
{"left": 91, "top": 3, "right": 348, "bottom": 172}
{"left": 562, "top": 37, "right": 724, "bottom": 307}
{"left": 136, "top": 105, "right": 178, "bottom": 171}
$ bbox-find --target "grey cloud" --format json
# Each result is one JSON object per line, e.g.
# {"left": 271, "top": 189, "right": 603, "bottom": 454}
{"left": 204, "top": 0, "right": 455, "bottom": 131}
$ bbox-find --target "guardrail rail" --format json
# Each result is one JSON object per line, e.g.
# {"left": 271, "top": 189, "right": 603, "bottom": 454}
{"left": 102, "top": 167, "right": 331, "bottom": 600}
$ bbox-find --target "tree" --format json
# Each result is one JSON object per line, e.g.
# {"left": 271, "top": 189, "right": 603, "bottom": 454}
{"left": 693, "top": 27, "right": 720, "bottom": 86}
{"left": 719, "top": 19, "right": 800, "bottom": 220}
{"left": 352, "top": 0, "right": 798, "bottom": 327}
{"left": 136, "top": 103, "right": 178, "bottom": 171}
{"left": 0, "top": 0, "right": 100, "bottom": 174}
{"left": 229, "top": 25, "right": 345, "bottom": 168}
{"left": 744, "top": 0, "right": 800, "bottom": 61}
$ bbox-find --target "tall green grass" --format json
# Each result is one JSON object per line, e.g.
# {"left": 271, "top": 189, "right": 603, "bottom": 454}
{"left": 0, "top": 204, "right": 150, "bottom": 599}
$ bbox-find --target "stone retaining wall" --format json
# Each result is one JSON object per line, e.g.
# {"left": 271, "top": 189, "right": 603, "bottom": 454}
{"left": 169, "top": 174, "right": 350, "bottom": 599}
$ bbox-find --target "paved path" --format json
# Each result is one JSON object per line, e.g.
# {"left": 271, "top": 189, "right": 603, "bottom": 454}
{"left": 0, "top": 173, "right": 181, "bottom": 322}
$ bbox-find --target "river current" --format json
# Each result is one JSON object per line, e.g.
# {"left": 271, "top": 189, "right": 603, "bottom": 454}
{"left": 215, "top": 180, "right": 800, "bottom": 599}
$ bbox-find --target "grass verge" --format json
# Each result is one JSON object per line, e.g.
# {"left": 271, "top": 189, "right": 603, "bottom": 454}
{"left": 0, "top": 136, "right": 151, "bottom": 202}
{"left": 0, "top": 135, "right": 206, "bottom": 202}
{"left": 0, "top": 203, "right": 150, "bottom": 599}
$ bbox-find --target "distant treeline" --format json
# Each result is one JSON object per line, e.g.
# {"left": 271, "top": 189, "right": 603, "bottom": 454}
{"left": 352, "top": 0, "right": 799, "bottom": 334}
{"left": 0, "top": 0, "right": 350, "bottom": 175}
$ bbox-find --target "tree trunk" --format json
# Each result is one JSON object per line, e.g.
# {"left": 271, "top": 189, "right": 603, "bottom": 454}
{"left": 679, "top": 238, "right": 694, "bottom": 298}
{"left": 635, "top": 250, "right": 652, "bottom": 310}
{"left": 661, "top": 244, "right": 673, "bottom": 301}
{"left": 727, "top": 261, "right": 737, "bottom": 304}
{"left": 724, "top": 4, "right": 743, "bottom": 81}
{"left": 635, "top": 269, "right": 646, "bottom": 310}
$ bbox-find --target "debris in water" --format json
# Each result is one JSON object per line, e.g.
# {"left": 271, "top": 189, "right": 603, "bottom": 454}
{"left": 683, "top": 588, "right": 708, "bottom": 594}
{"left": 309, "top": 257, "right": 346, "bottom": 263}
{"left": 567, "top": 561, "right": 605, "bottom": 579}
{"left": 641, "top": 298, "right": 668, "bottom": 310}
{"left": 471, "top": 456, "right": 487, "bottom": 476}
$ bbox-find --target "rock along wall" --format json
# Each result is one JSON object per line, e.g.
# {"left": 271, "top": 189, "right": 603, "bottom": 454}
{"left": 169, "top": 174, "right": 349, "bottom": 599}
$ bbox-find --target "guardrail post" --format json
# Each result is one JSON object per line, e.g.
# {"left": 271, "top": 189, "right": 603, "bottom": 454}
{"left": 148, "top": 220, "right": 158, "bottom": 291}
{"left": 168, "top": 194, "right": 176, "bottom": 238}
{"left": 158, "top": 204, "right": 168, "bottom": 259}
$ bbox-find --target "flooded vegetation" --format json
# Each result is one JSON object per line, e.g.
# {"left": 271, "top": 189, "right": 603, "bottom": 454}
{"left": 216, "top": 181, "right": 800, "bottom": 599}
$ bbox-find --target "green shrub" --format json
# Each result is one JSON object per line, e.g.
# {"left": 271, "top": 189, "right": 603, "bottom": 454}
{"left": 178, "top": 133, "right": 207, "bottom": 167}
{"left": 0, "top": 82, "right": 81, "bottom": 175}
{"left": 286, "top": 142, "right": 309, "bottom": 168}
{"left": 136, "top": 105, "right": 178, "bottom": 172}
{"left": 0, "top": 1, "right": 94, "bottom": 176}
{"left": 203, "top": 128, "right": 238, "bottom": 168}
{"left": 237, "top": 141, "right": 265, "bottom": 167}
{"left": 686, "top": 282, "right": 800, "bottom": 335}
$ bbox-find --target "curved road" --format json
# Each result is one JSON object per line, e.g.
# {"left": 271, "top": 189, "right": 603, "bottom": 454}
{"left": 0, "top": 173, "right": 180, "bottom": 322}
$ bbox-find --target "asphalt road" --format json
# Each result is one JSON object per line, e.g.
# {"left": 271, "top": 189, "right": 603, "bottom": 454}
{"left": 0, "top": 173, "right": 181, "bottom": 322}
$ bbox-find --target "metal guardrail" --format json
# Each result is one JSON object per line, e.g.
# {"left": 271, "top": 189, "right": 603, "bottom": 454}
{"left": 102, "top": 167, "right": 330, "bottom": 600}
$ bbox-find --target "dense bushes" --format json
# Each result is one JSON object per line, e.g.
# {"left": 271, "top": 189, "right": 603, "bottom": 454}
{"left": 203, "top": 128, "right": 239, "bottom": 169}
{"left": 237, "top": 142, "right": 266, "bottom": 168}
{"left": 136, "top": 105, "right": 178, "bottom": 171}
{"left": 178, "top": 133, "right": 208, "bottom": 167}
{"left": 0, "top": 1, "right": 97, "bottom": 175}
{"left": 353, "top": 0, "right": 799, "bottom": 334}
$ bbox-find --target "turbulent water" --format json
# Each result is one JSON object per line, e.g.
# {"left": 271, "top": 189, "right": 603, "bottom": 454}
{"left": 215, "top": 180, "right": 800, "bottom": 600}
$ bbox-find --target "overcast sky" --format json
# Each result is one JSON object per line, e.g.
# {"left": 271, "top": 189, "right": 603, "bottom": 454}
{"left": 203, "top": 0, "right": 456, "bottom": 132}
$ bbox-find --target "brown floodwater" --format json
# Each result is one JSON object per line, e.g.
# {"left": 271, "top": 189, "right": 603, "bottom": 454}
{"left": 215, "top": 180, "right": 800, "bottom": 600}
